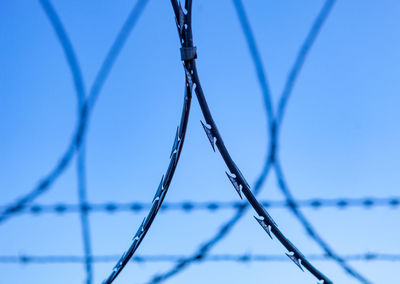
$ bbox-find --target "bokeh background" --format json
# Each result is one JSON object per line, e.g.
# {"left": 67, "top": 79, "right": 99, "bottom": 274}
{"left": 1, "top": 0, "right": 400, "bottom": 283}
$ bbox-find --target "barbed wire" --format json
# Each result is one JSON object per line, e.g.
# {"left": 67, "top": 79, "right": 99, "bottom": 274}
{"left": 2, "top": 0, "right": 396, "bottom": 283}
{"left": 3, "top": 196, "right": 398, "bottom": 215}
{"left": 1, "top": 253, "right": 399, "bottom": 264}
{"left": 101, "top": 0, "right": 193, "bottom": 282}
{"left": 146, "top": 1, "right": 347, "bottom": 284}
{"left": 154, "top": 0, "right": 337, "bottom": 283}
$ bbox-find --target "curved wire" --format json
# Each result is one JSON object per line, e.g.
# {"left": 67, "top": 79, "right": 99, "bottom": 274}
{"left": 274, "top": 161, "right": 373, "bottom": 284}
{"left": 0, "top": 0, "right": 149, "bottom": 227}
{"left": 101, "top": 79, "right": 192, "bottom": 284}
{"left": 101, "top": 2, "right": 196, "bottom": 281}
{"left": 166, "top": 0, "right": 333, "bottom": 283}
{"left": 147, "top": 0, "right": 328, "bottom": 282}
{"left": 39, "top": 1, "right": 94, "bottom": 282}
{"left": 263, "top": 0, "right": 372, "bottom": 282}
{"left": 147, "top": 0, "right": 277, "bottom": 282}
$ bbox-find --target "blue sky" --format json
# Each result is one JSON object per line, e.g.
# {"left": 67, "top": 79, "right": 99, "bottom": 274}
{"left": 1, "top": 0, "right": 399, "bottom": 283}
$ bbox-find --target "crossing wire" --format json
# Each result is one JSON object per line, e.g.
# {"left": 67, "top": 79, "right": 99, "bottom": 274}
{"left": 0, "top": 0, "right": 149, "bottom": 226}
{"left": 152, "top": 0, "right": 334, "bottom": 283}
{"left": 146, "top": 1, "right": 352, "bottom": 283}
{"left": 1, "top": 0, "right": 395, "bottom": 283}
{"left": 1, "top": 0, "right": 149, "bottom": 282}
{"left": 39, "top": 1, "right": 93, "bottom": 283}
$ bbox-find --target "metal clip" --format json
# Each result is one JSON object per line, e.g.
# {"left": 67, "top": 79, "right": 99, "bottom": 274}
{"left": 180, "top": 46, "right": 197, "bottom": 61}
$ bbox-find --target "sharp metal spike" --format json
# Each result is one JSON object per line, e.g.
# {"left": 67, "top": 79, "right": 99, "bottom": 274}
{"left": 153, "top": 176, "right": 165, "bottom": 202}
{"left": 151, "top": 176, "right": 166, "bottom": 212}
{"left": 170, "top": 127, "right": 180, "bottom": 158}
{"left": 263, "top": 210, "right": 278, "bottom": 228}
{"left": 286, "top": 251, "right": 304, "bottom": 272}
{"left": 225, "top": 171, "right": 243, "bottom": 199}
{"left": 254, "top": 215, "right": 273, "bottom": 239}
{"left": 153, "top": 196, "right": 160, "bottom": 204}
{"left": 200, "top": 120, "right": 215, "bottom": 151}
{"left": 236, "top": 168, "right": 250, "bottom": 189}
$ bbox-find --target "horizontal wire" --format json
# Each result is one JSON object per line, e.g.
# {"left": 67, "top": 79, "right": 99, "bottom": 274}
{"left": 2, "top": 197, "right": 398, "bottom": 215}
{"left": 1, "top": 253, "right": 399, "bottom": 264}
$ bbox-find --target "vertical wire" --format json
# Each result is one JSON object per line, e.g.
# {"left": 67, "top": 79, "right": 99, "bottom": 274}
{"left": 39, "top": 1, "right": 93, "bottom": 282}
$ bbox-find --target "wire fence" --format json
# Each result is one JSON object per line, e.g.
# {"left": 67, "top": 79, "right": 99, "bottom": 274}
{"left": 1, "top": 0, "right": 398, "bottom": 283}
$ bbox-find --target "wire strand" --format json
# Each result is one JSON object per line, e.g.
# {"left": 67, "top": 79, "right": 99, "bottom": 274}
{"left": 39, "top": 1, "right": 94, "bottom": 282}
{"left": 1, "top": 252, "right": 399, "bottom": 264}
{"left": 5, "top": 196, "right": 398, "bottom": 215}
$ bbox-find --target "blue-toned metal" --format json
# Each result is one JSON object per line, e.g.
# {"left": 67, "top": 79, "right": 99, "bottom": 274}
{"left": 169, "top": 0, "right": 332, "bottom": 282}
{"left": 101, "top": 2, "right": 197, "bottom": 282}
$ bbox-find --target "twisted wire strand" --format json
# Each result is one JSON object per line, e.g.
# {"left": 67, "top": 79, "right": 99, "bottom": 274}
{"left": 101, "top": 2, "right": 196, "bottom": 281}
{"left": 6, "top": 196, "right": 398, "bottom": 215}
{"left": 39, "top": 1, "right": 93, "bottom": 282}
{"left": 166, "top": 0, "right": 333, "bottom": 283}
{"left": 0, "top": 0, "right": 149, "bottom": 226}
{"left": 1, "top": 252, "right": 399, "bottom": 264}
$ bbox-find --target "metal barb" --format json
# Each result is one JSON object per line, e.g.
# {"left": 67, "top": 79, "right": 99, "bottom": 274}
{"left": 200, "top": 121, "right": 215, "bottom": 151}
{"left": 170, "top": 127, "right": 181, "bottom": 158}
{"left": 286, "top": 251, "right": 304, "bottom": 272}
{"left": 225, "top": 172, "right": 243, "bottom": 199}
{"left": 153, "top": 176, "right": 165, "bottom": 202}
{"left": 254, "top": 215, "right": 272, "bottom": 239}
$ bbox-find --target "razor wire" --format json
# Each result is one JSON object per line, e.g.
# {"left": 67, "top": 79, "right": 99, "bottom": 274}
{"left": 1, "top": 0, "right": 396, "bottom": 283}
{"left": 101, "top": 1, "right": 195, "bottom": 282}
{"left": 160, "top": 0, "right": 333, "bottom": 282}
{"left": 147, "top": 0, "right": 344, "bottom": 283}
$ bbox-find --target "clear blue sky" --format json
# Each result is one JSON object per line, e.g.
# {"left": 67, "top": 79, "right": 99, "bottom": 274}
{"left": 1, "top": 0, "right": 399, "bottom": 283}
